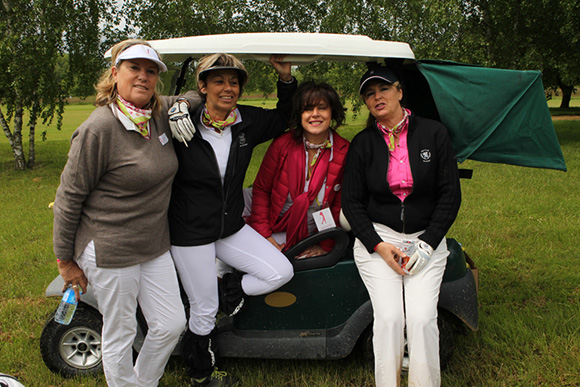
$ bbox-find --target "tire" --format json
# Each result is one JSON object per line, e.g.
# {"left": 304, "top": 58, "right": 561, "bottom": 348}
{"left": 361, "top": 325, "right": 410, "bottom": 372}
{"left": 361, "top": 310, "right": 456, "bottom": 372}
{"left": 437, "top": 310, "right": 455, "bottom": 371}
{"left": 361, "top": 325, "right": 373, "bottom": 363}
{"left": 40, "top": 304, "right": 103, "bottom": 378}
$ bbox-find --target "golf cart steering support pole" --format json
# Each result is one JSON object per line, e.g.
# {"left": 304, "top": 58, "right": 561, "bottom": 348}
{"left": 174, "top": 57, "right": 194, "bottom": 95}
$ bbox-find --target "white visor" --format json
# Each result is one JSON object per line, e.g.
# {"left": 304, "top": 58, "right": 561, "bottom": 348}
{"left": 115, "top": 44, "right": 167, "bottom": 73}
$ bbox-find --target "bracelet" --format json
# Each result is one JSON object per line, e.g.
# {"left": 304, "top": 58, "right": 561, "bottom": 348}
{"left": 279, "top": 76, "right": 294, "bottom": 84}
{"left": 176, "top": 97, "right": 190, "bottom": 107}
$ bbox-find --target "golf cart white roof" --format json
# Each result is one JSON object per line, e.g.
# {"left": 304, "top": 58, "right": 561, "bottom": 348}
{"left": 105, "top": 32, "right": 415, "bottom": 64}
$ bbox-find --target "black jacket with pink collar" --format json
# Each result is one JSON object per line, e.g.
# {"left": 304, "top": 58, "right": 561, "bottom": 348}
{"left": 342, "top": 114, "right": 461, "bottom": 252}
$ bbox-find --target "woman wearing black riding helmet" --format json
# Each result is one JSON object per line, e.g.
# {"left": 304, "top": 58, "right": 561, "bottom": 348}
{"left": 168, "top": 53, "right": 296, "bottom": 386}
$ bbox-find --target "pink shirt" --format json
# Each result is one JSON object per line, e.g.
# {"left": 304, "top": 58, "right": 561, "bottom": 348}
{"left": 383, "top": 119, "right": 413, "bottom": 202}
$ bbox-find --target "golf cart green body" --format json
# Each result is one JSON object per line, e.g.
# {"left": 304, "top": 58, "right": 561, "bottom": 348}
{"left": 40, "top": 32, "right": 565, "bottom": 378}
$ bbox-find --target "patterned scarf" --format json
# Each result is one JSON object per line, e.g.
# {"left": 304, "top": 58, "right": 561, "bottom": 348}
{"left": 376, "top": 108, "right": 411, "bottom": 151}
{"left": 274, "top": 136, "right": 332, "bottom": 250}
{"left": 116, "top": 95, "right": 152, "bottom": 139}
{"left": 202, "top": 105, "right": 238, "bottom": 134}
{"left": 304, "top": 137, "right": 332, "bottom": 181}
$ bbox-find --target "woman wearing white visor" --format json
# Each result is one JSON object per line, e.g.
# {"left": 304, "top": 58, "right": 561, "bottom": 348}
{"left": 53, "top": 39, "right": 201, "bottom": 386}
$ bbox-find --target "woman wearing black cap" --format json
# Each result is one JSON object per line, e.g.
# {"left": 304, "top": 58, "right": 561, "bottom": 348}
{"left": 341, "top": 66, "right": 461, "bottom": 386}
{"left": 168, "top": 53, "right": 296, "bottom": 386}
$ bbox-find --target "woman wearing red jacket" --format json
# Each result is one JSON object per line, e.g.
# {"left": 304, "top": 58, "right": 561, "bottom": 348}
{"left": 247, "top": 81, "right": 349, "bottom": 257}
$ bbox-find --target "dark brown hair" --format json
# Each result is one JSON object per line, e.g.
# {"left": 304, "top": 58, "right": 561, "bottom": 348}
{"left": 289, "top": 81, "right": 346, "bottom": 142}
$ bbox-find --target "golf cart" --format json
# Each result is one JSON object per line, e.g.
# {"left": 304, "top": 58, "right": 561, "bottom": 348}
{"left": 40, "top": 32, "right": 565, "bottom": 378}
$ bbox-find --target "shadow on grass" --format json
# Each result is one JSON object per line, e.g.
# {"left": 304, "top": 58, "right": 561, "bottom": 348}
{"left": 549, "top": 107, "right": 580, "bottom": 116}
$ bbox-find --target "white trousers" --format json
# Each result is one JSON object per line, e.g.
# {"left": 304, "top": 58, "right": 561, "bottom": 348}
{"left": 171, "top": 224, "right": 294, "bottom": 335}
{"left": 76, "top": 241, "right": 186, "bottom": 387}
{"left": 241, "top": 186, "right": 286, "bottom": 246}
{"left": 353, "top": 224, "right": 447, "bottom": 387}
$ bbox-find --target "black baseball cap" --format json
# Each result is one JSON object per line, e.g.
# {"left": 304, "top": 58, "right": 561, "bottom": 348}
{"left": 359, "top": 66, "right": 399, "bottom": 94}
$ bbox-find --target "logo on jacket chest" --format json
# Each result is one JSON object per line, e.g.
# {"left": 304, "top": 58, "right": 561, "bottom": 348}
{"left": 238, "top": 133, "right": 248, "bottom": 148}
{"left": 420, "top": 149, "right": 432, "bottom": 162}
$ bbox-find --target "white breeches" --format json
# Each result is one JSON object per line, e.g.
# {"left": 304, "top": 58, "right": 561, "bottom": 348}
{"left": 171, "top": 224, "right": 293, "bottom": 335}
{"left": 353, "top": 223, "right": 447, "bottom": 387}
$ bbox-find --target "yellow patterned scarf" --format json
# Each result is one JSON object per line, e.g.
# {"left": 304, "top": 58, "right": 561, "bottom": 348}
{"left": 202, "top": 105, "right": 238, "bottom": 134}
{"left": 116, "top": 96, "right": 152, "bottom": 139}
{"left": 376, "top": 108, "right": 410, "bottom": 151}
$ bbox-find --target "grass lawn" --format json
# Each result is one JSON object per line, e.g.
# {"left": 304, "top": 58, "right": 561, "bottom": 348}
{"left": 546, "top": 90, "right": 580, "bottom": 110}
{"left": 0, "top": 97, "right": 579, "bottom": 386}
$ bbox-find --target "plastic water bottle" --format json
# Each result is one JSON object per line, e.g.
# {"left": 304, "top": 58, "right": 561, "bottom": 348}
{"left": 55, "top": 287, "right": 79, "bottom": 325}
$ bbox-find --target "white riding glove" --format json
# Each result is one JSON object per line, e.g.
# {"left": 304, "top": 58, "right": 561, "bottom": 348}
{"left": 168, "top": 99, "right": 195, "bottom": 143}
{"left": 400, "top": 240, "right": 433, "bottom": 275}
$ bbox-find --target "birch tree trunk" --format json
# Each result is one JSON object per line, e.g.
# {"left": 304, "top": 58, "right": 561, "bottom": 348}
{"left": 0, "top": 107, "right": 27, "bottom": 170}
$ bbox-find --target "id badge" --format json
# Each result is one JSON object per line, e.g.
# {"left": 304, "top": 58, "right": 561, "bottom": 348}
{"left": 313, "top": 207, "right": 336, "bottom": 232}
{"left": 158, "top": 133, "right": 169, "bottom": 146}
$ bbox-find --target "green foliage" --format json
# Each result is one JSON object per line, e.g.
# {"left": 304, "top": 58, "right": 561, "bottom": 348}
{"left": 0, "top": 0, "right": 112, "bottom": 114}
{"left": 119, "top": 0, "right": 580, "bottom": 113}
{"left": 457, "top": 0, "right": 580, "bottom": 107}
{"left": 0, "top": 0, "right": 117, "bottom": 169}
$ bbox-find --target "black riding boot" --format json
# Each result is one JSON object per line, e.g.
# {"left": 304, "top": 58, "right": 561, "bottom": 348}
{"left": 181, "top": 329, "right": 216, "bottom": 380}
{"left": 181, "top": 329, "right": 239, "bottom": 386}
{"left": 218, "top": 270, "right": 247, "bottom": 316}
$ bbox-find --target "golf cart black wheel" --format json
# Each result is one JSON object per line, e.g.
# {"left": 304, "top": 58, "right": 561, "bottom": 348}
{"left": 361, "top": 325, "right": 410, "bottom": 372}
{"left": 437, "top": 310, "right": 455, "bottom": 371}
{"left": 361, "top": 325, "right": 374, "bottom": 363}
{"left": 361, "top": 311, "right": 456, "bottom": 372}
{"left": 40, "top": 304, "right": 103, "bottom": 378}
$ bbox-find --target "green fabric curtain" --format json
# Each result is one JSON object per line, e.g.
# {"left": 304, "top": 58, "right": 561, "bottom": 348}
{"left": 416, "top": 60, "right": 567, "bottom": 171}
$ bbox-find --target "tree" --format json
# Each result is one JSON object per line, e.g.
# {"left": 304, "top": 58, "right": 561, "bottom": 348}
{"left": 531, "top": 0, "right": 580, "bottom": 108}
{"left": 120, "top": 0, "right": 329, "bottom": 94}
{"left": 457, "top": 0, "right": 580, "bottom": 108}
{"left": 121, "top": 0, "right": 578, "bottom": 109}
{"left": 120, "top": 0, "right": 466, "bottom": 104}
{"left": 0, "top": 0, "right": 115, "bottom": 170}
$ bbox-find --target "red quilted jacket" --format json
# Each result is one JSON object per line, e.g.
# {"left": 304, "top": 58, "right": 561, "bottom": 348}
{"left": 248, "top": 130, "right": 350, "bottom": 250}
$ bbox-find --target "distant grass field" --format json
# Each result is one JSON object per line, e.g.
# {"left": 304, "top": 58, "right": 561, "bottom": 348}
{"left": 1, "top": 98, "right": 579, "bottom": 386}
{"left": 546, "top": 91, "right": 580, "bottom": 109}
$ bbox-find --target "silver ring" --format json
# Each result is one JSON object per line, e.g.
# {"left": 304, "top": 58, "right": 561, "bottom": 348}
{"left": 72, "top": 284, "right": 79, "bottom": 290}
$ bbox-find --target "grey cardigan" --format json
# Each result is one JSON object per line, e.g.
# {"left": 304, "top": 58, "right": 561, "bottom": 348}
{"left": 53, "top": 94, "right": 201, "bottom": 268}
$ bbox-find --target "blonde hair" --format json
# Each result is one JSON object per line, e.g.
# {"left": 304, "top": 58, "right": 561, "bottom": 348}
{"left": 95, "top": 39, "right": 164, "bottom": 114}
{"left": 196, "top": 53, "right": 248, "bottom": 97}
